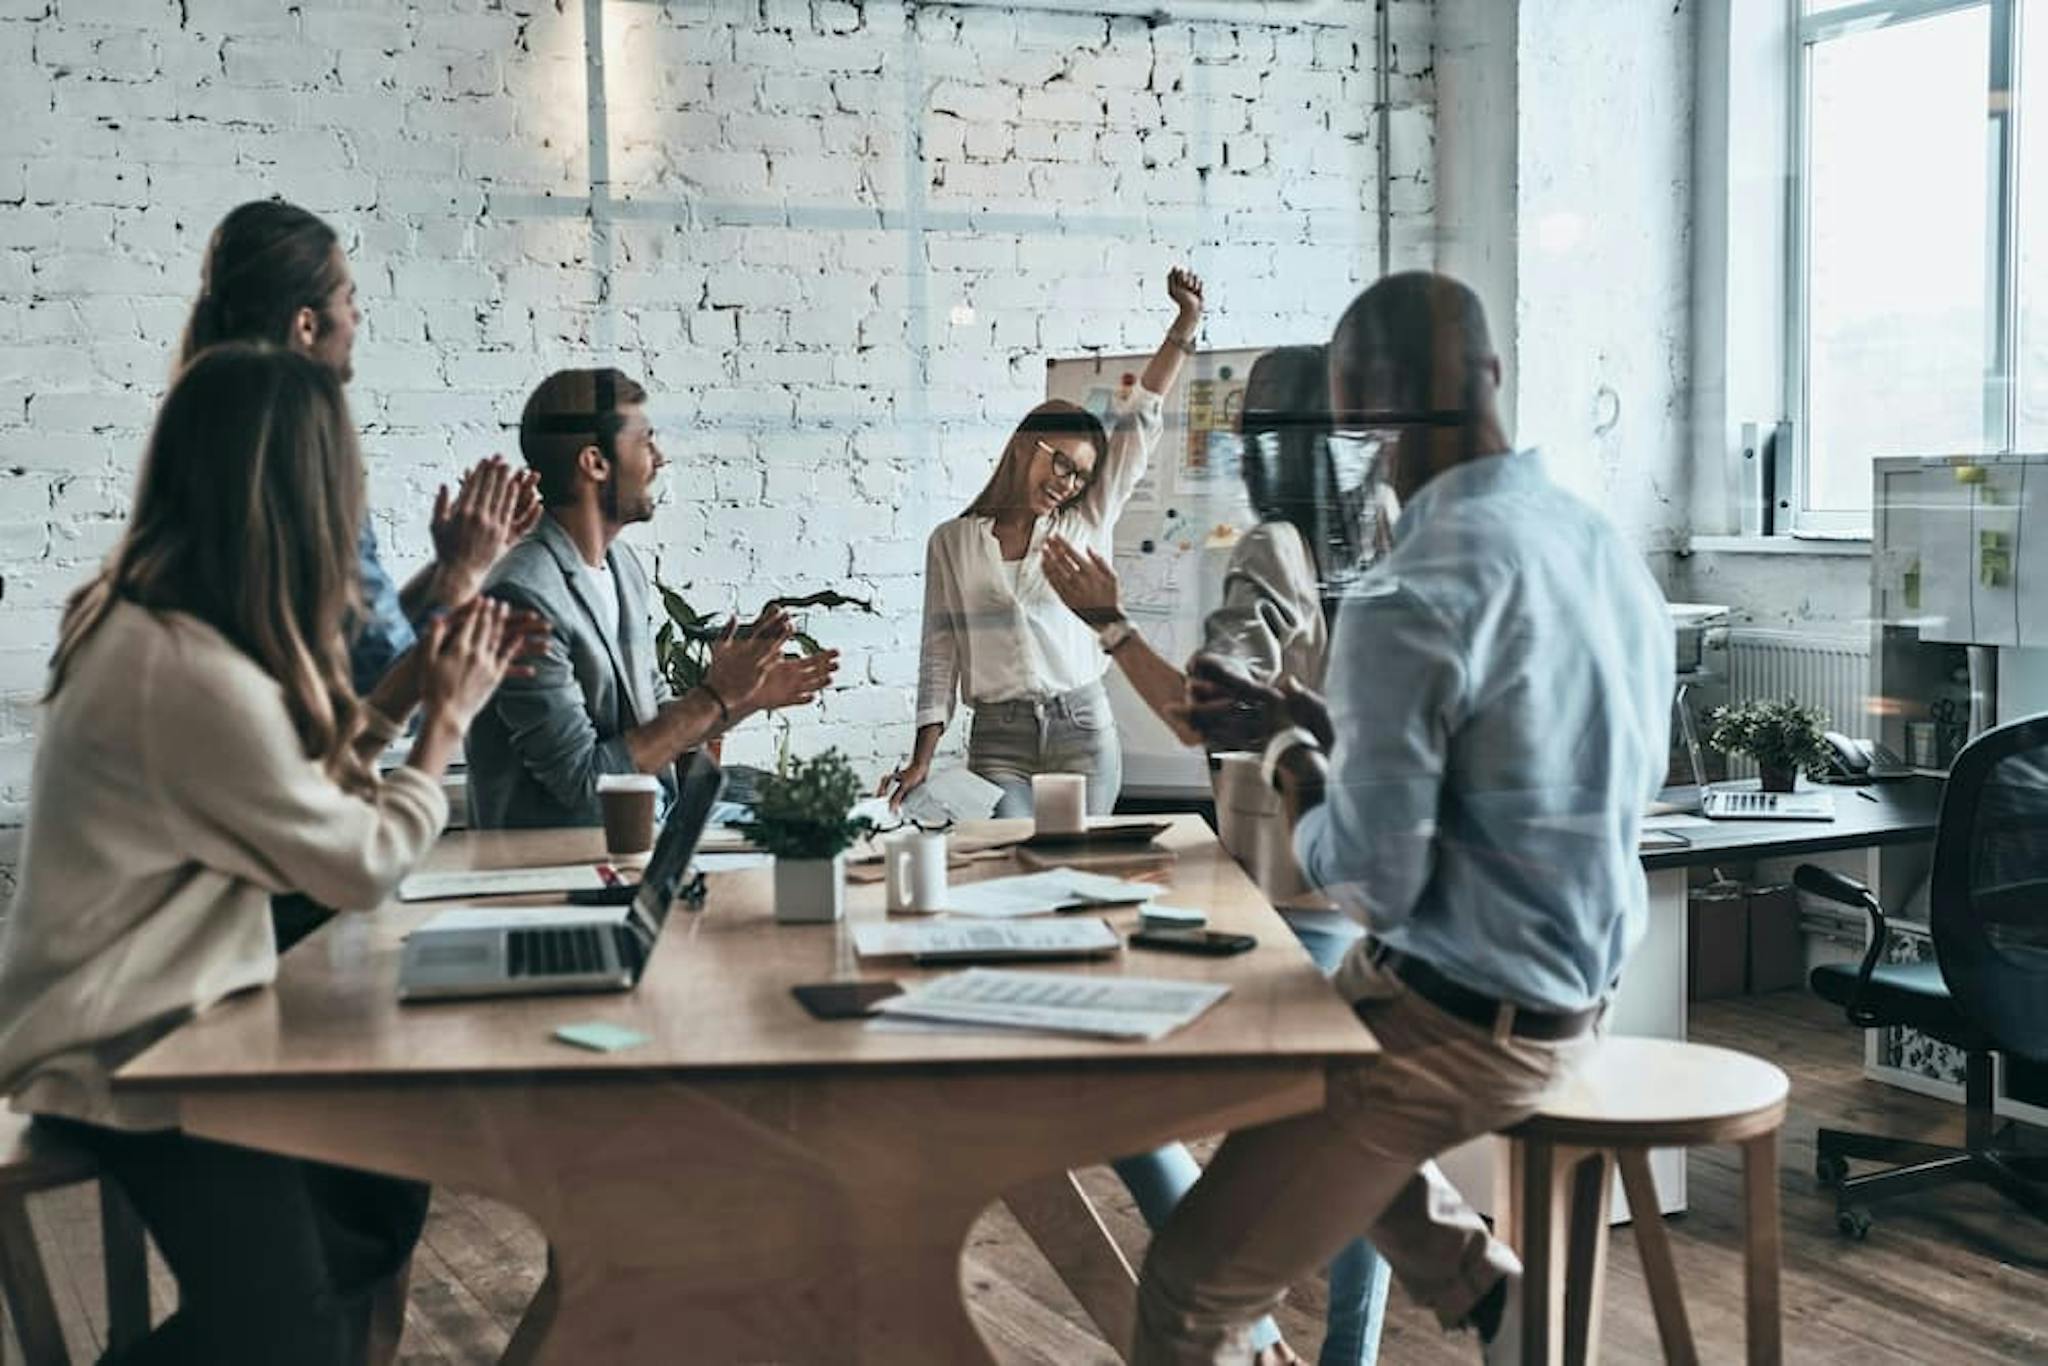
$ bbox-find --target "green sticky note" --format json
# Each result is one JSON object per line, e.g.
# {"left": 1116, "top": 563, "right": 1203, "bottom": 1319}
{"left": 553, "top": 1022, "right": 648, "bottom": 1053}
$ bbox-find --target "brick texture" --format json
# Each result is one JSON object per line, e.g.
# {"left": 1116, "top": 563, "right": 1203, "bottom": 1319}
{"left": 0, "top": 0, "right": 1435, "bottom": 848}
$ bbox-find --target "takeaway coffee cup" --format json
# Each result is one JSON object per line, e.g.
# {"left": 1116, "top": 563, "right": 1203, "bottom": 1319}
{"left": 597, "top": 773, "right": 661, "bottom": 856}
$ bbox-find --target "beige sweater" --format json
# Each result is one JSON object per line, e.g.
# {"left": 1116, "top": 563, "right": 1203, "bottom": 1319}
{"left": 0, "top": 601, "right": 447, "bottom": 1130}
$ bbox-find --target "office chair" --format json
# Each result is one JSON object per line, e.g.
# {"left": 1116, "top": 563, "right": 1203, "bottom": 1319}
{"left": 1796, "top": 713, "right": 2048, "bottom": 1240}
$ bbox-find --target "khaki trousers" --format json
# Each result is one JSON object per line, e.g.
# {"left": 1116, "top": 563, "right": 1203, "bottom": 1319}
{"left": 1132, "top": 955, "right": 1597, "bottom": 1365}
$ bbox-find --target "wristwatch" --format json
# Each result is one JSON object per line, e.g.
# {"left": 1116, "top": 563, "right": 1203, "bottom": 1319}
{"left": 1097, "top": 620, "right": 1139, "bottom": 655}
{"left": 1261, "top": 725, "right": 1322, "bottom": 791}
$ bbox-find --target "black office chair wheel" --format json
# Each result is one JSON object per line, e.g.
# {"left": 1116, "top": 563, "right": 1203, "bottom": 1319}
{"left": 1836, "top": 1207, "right": 1872, "bottom": 1241}
{"left": 1816, "top": 1152, "right": 1849, "bottom": 1187}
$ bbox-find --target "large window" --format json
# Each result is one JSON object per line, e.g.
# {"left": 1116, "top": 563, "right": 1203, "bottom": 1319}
{"left": 1793, "top": 0, "right": 2045, "bottom": 529}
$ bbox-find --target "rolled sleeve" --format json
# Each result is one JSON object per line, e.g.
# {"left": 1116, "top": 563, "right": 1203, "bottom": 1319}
{"left": 914, "top": 530, "right": 963, "bottom": 729}
{"left": 1293, "top": 582, "right": 1466, "bottom": 934}
{"left": 1073, "top": 383, "right": 1164, "bottom": 527}
{"left": 348, "top": 522, "right": 418, "bottom": 696}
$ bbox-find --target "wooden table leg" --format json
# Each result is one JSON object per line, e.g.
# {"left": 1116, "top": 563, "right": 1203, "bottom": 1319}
{"left": 1743, "top": 1130, "right": 1783, "bottom": 1366}
{"left": 178, "top": 1063, "right": 1326, "bottom": 1364}
{"left": 1561, "top": 1150, "right": 1614, "bottom": 1366}
{"left": 1004, "top": 1170, "right": 1137, "bottom": 1357}
{"left": 1618, "top": 1149, "right": 1696, "bottom": 1366}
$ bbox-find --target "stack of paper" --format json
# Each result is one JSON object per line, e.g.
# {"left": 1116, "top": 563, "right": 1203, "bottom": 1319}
{"left": 851, "top": 918, "right": 1120, "bottom": 962}
{"left": 941, "top": 868, "right": 1162, "bottom": 919}
{"left": 871, "top": 969, "right": 1230, "bottom": 1041}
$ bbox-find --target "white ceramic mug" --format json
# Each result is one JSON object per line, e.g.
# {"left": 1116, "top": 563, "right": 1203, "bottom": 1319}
{"left": 1031, "top": 773, "right": 1087, "bottom": 835}
{"left": 886, "top": 829, "right": 949, "bottom": 914}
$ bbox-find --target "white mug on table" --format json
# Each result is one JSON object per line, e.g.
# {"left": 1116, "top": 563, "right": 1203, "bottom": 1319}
{"left": 886, "top": 829, "right": 949, "bottom": 914}
{"left": 1031, "top": 773, "right": 1087, "bottom": 835}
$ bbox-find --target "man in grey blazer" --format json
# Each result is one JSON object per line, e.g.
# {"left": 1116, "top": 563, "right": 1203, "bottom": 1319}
{"left": 466, "top": 368, "right": 837, "bottom": 829}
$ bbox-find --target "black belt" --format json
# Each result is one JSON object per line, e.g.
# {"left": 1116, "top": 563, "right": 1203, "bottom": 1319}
{"left": 1367, "top": 943, "right": 1600, "bottom": 1041}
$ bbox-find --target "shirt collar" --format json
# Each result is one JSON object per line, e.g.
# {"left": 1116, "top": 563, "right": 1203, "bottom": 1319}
{"left": 1392, "top": 448, "right": 1543, "bottom": 547}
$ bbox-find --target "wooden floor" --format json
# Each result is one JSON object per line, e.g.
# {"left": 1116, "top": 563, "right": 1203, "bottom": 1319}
{"left": 10, "top": 991, "right": 2047, "bottom": 1363}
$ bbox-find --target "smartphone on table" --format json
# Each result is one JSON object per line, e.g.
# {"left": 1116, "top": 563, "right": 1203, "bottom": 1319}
{"left": 791, "top": 981, "right": 903, "bottom": 1019}
{"left": 1127, "top": 928, "right": 1257, "bottom": 957}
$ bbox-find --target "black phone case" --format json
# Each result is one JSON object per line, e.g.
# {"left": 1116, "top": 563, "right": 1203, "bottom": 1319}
{"left": 791, "top": 981, "right": 903, "bottom": 1020}
{"left": 1128, "top": 930, "right": 1257, "bottom": 957}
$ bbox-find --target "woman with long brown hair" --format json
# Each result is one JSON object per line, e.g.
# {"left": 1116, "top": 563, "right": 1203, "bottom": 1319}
{"left": 879, "top": 267, "right": 1205, "bottom": 818}
{"left": 0, "top": 344, "right": 530, "bottom": 1365}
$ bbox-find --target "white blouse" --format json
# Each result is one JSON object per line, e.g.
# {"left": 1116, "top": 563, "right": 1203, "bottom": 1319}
{"left": 915, "top": 384, "right": 1165, "bottom": 728}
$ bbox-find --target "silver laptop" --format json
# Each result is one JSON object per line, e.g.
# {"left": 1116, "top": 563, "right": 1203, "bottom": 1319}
{"left": 1673, "top": 690, "right": 1834, "bottom": 822}
{"left": 398, "top": 753, "right": 725, "bottom": 1001}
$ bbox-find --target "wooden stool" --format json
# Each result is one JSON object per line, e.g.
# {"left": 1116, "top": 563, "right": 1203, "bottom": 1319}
{"left": 1501, "top": 1037, "right": 1789, "bottom": 1366}
{"left": 0, "top": 1113, "right": 151, "bottom": 1365}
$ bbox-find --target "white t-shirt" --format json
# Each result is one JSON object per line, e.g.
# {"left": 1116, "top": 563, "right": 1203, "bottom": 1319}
{"left": 581, "top": 556, "right": 621, "bottom": 642}
{"left": 914, "top": 384, "right": 1165, "bottom": 727}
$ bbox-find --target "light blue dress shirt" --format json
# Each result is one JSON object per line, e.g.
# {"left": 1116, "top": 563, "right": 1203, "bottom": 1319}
{"left": 349, "top": 521, "right": 418, "bottom": 697}
{"left": 1295, "top": 450, "right": 1674, "bottom": 1013}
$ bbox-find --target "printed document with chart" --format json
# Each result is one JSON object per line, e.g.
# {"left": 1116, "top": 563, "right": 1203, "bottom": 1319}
{"left": 870, "top": 969, "right": 1230, "bottom": 1040}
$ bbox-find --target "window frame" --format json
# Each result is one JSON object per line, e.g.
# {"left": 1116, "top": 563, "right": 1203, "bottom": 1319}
{"left": 1786, "top": 0, "right": 2025, "bottom": 534}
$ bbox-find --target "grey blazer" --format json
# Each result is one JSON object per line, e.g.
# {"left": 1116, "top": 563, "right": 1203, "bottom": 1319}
{"left": 464, "top": 516, "right": 674, "bottom": 829}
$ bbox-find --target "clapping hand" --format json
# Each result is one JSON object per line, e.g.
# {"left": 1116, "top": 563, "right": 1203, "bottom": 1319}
{"left": 1042, "top": 534, "right": 1124, "bottom": 628}
{"left": 429, "top": 456, "right": 544, "bottom": 605}
{"left": 417, "top": 597, "right": 549, "bottom": 732}
{"left": 1175, "top": 655, "right": 1333, "bottom": 753}
{"left": 753, "top": 647, "right": 840, "bottom": 712}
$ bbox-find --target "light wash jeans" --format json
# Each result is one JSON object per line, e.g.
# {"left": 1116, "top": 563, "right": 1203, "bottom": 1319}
{"left": 967, "top": 682, "right": 1123, "bottom": 819}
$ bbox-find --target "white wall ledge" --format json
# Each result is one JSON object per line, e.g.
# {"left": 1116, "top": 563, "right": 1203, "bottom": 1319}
{"left": 1688, "top": 534, "right": 1871, "bottom": 557}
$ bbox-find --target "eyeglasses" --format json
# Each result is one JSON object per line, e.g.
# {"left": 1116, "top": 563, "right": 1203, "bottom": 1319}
{"left": 1035, "top": 439, "right": 1095, "bottom": 489}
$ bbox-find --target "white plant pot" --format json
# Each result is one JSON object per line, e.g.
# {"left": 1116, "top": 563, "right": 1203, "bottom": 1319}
{"left": 774, "top": 853, "right": 846, "bottom": 924}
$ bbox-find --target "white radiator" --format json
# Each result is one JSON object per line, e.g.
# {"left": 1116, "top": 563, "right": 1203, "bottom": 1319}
{"left": 1722, "top": 629, "right": 1871, "bottom": 776}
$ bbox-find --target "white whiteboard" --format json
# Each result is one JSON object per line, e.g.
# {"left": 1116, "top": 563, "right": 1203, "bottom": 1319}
{"left": 1045, "top": 347, "right": 1269, "bottom": 798}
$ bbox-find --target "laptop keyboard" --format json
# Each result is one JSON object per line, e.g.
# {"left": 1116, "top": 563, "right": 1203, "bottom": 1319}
{"left": 506, "top": 926, "right": 609, "bottom": 978}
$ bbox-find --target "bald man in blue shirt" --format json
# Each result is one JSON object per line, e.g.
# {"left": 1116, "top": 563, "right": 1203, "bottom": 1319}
{"left": 1133, "top": 273, "right": 1673, "bottom": 1365}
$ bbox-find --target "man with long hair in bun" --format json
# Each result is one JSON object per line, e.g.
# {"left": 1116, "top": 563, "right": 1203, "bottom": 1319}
{"left": 180, "top": 198, "right": 544, "bottom": 696}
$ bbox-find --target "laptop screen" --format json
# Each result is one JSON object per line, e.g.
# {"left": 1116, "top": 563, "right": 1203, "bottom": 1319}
{"left": 625, "top": 750, "right": 725, "bottom": 955}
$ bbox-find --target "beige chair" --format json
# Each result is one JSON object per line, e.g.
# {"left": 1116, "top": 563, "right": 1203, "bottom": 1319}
{"left": 0, "top": 1113, "right": 150, "bottom": 1365}
{"left": 1499, "top": 1037, "right": 1789, "bottom": 1366}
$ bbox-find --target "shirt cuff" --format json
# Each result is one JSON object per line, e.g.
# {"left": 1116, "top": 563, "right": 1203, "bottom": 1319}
{"left": 1292, "top": 802, "right": 1333, "bottom": 888}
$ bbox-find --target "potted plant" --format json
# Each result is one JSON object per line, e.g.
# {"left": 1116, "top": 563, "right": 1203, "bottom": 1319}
{"left": 737, "top": 748, "right": 874, "bottom": 924}
{"left": 1707, "top": 697, "right": 1830, "bottom": 793}
{"left": 654, "top": 582, "right": 877, "bottom": 702}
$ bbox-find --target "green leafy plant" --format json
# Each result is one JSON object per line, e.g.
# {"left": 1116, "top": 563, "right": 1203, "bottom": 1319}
{"left": 1707, "top": 697, "right": 1831, "bottom": 780}
{"left": 735, "top": 748, "right": 874, "bottom": 861}
{"left": 654, "top": 582, "right": 877, "bottom": 699}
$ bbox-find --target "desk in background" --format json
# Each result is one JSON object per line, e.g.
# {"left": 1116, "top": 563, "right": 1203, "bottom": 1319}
{"left": 116, "top": 816, "right": 1370, "bottom": 1365}
{"left": 1440, "top": 778, "right": 1944, "bottom": 1222}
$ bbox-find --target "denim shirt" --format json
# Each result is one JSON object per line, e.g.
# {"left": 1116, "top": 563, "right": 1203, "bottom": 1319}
{"left": 1295, "top": 451, "right": 1674, "bottom": 1013}
{"left": 349, "top": 521, "right": 417, "bottom": 696}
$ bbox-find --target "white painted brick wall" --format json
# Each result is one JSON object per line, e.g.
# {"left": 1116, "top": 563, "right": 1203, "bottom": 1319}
{"left": 0, "top": 0, "right": 1435, "bottom": 869}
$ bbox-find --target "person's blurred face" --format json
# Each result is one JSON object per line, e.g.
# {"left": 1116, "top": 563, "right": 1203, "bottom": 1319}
{"left": 1019, "top": 432, "right": 1099, "bottom": 515}
{"left": 298, "top": 247, "right": 358, "bottom": 384}
{"left": 1329, "top": 353, "right": 1430, "bottom": 505}
{"left": 602, "top": 403, "right": 664, "bottom": 525}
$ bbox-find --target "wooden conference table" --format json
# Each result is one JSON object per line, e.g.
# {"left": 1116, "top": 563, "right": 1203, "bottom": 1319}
{"left": 115, "top": 815, "right": 1373, "bottom": 1364}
